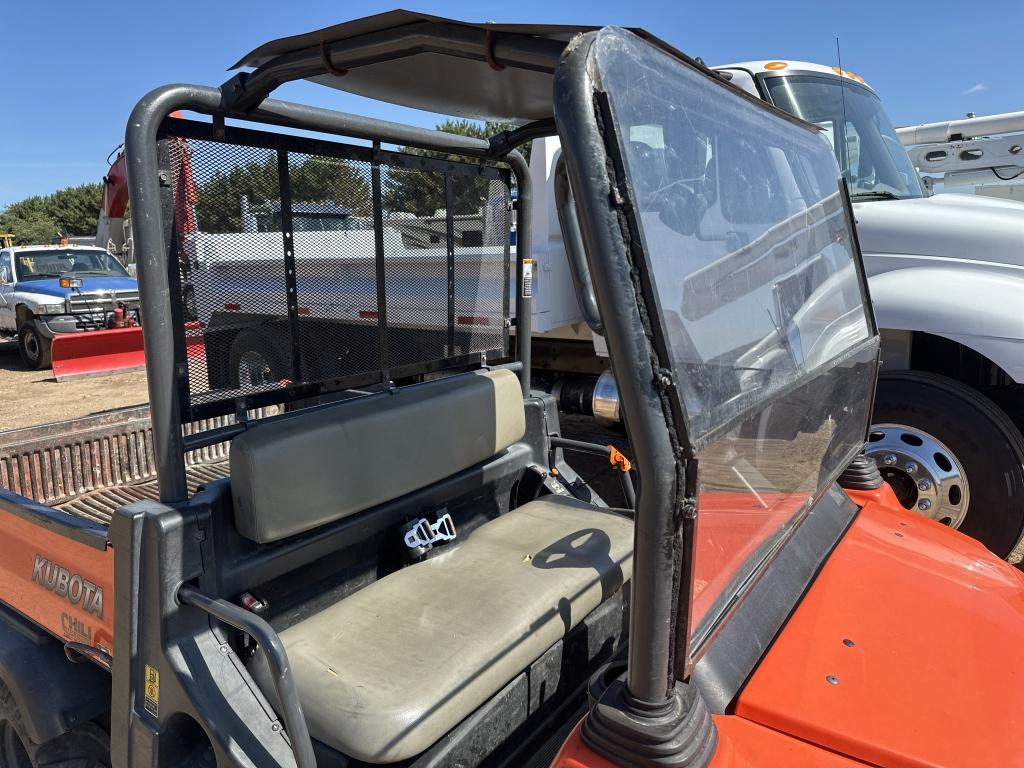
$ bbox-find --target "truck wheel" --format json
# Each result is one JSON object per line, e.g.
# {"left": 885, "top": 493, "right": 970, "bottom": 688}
{"left": 17, "top": 323, "right": 51, "bottom": 371}
{"left": 868, "top": 370, "right": 1024, "bottom": 561}
{"left": 228, "top": 328, "right": 290, "bottom": 389}
{"left": 0, "top": 682, "right": 108, "bottom": 767}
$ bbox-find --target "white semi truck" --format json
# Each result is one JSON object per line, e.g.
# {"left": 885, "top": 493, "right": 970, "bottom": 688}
{"left": 524, "top": 59, "right": 1024, "bottom": 563}
{"left": 716, "top": 62, "right": 1024, "bottom": 563}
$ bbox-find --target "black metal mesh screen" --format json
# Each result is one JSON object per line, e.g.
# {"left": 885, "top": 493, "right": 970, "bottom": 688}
{"left": 452, "top": 174, "right": 510, "bottom": 358}
{"left": 382, "top": 164, "right": 448, "bottom": 371}
{"left": 160, "top": 119, "right": 512, "bottom": 421}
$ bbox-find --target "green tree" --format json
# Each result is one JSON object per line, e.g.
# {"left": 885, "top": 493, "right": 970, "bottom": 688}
{"left": 383, "top": 120, "right": 526, "bottom": 217}
{"left": 195, "top": 154, "right": 372, "bottom": 233}
{"left": 0, "top": 208, "right": 60, "bottom": 245}
{"left": 0, "top": 183, "right": 103, "bottom": 244}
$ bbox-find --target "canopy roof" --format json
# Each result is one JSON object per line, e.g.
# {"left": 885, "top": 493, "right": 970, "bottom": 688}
{"left": 229, "top": 10, "right": 681, "bottom": 121}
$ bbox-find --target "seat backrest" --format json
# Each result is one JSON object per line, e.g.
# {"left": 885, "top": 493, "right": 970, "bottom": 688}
{"left": 230, "top": 369, "right": 525, "bottom": 544}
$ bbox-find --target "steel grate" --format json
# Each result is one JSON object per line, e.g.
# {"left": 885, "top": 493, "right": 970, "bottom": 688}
{"left": 159, "top": 119, "right": 513, "bottom": 426}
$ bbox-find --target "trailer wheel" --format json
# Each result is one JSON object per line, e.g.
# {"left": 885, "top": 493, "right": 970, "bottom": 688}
{"left": 17, "top": 323, "right": 51, "bottom": 371}
{"left": 228, "top": 329, "right": 290, "bottom": 389}
{"left": 869, "top": 370, "right": 1024, "bottom": 561}
{"left": 0, "top": 682, "right": 109, "bottom": 768}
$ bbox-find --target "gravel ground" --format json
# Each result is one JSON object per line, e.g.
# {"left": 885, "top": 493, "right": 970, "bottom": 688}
{"left": 0, "top": 340, "right": 150, "bottom": 432}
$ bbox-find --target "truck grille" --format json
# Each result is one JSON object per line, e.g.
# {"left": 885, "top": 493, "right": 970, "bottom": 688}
{"left": 68, "top": 290, "right": 141, "bottom": 329}
{"left": 68, "top": 289, "right": 140, "bottom": 314}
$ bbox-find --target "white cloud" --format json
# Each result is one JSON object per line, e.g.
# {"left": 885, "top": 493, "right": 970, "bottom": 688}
{"left": 963, "top": 83, "right": 988, "bottom": 95}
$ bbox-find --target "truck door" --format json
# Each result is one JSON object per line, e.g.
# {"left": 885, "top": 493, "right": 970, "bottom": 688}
{"left": 0, "top": 251, "right": 14, "bottom": 331}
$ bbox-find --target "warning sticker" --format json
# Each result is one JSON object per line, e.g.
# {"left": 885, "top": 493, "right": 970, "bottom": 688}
{"left": 522, "top": 259, "right": 535, "bottom": 299}
{"left": 144, "top": 664, "right": 160, "bottom": 717}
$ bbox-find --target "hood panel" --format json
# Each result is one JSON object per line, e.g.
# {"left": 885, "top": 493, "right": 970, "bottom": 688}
{"left": 15, "top": 277, "right": 138, "bottom": 300}
{"left": 736, "top": 501, "right": 1024, "bottom": 768}
{"left": 855, "top": 194, "right": 1024, "bottom": 268}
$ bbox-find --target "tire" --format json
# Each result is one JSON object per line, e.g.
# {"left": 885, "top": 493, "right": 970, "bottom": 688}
{"left": 17, "top": 323, "right": 51, "bottom": 371}
{"left": 227, "top": 328, "right": 291, "bottom": 389}
{"left": 0, "top": 681, "right": 108, "bottom": 768}
{"left": 870, "top": 370, "right": 1024, "bottom": 560}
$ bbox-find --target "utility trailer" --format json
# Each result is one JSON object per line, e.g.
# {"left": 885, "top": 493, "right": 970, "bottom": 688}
{"left": 1, "top": 11, "right": 1023, "bottom": 768}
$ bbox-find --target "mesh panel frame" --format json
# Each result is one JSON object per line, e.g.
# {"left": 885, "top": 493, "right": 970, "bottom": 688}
{"left": 158, "top": 118, "right": 512, "bottom": 423}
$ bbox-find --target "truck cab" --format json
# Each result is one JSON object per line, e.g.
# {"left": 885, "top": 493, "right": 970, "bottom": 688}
{"left": 0, "top": 244, "right": 140, "bottom": 369}
{"left": 713, "top": 60, "right": 1024, "bottom": 565}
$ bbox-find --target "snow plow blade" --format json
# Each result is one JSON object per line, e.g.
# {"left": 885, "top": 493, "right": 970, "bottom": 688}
{"left": 50, "top": 327, "right": 146, "bottom": 381}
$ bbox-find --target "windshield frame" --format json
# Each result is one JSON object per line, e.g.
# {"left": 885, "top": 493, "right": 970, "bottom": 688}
{"left": 14, "top": 249, "right": 130, "bottom": 282}
{"left": 758, "top": 71, "right": 924, "bottom": 200}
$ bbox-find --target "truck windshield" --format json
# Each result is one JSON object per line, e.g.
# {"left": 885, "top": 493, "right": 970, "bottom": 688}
{"left": 587, "top": 30, "right": 878, "bottom": 664}
{"left": 15, "top": 249, "right": 129, "bottom": 281}
{"left": 763, "top": 74, "right": 923, "bottom": 200}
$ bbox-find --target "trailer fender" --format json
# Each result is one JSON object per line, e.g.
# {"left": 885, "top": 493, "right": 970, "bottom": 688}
{"left": 0, "top": 603, "right": 110, "bottom": 744}
{"left": 868, "top": 265, "right": 1024, "bottom": 383}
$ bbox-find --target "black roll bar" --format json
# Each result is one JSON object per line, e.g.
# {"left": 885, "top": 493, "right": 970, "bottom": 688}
{"left": 177, "top": 586, "right": 316, "bottom": 768}
{"left": 553, "top": 155, "right": 604, "bottom": 335}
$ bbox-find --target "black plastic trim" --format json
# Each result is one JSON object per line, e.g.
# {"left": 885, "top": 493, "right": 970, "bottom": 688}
{"left": 0, "top": 490, "right": 109, "bottom": 549}
{"left": 0, "top": 602, "right": 110, "bottom": 744}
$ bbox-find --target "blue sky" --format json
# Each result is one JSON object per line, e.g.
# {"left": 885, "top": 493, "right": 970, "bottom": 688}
{"left": 1, "top": 0, "right": 1020, "bottom": 207}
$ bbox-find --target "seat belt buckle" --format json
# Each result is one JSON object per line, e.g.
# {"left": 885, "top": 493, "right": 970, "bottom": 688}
{"left": 403, "top": 512, "right": 458, "bottom": 551}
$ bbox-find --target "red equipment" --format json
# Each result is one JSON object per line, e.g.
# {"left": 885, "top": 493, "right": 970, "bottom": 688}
{"left": 53, "top": 115, "right": 197, "bottom": 381}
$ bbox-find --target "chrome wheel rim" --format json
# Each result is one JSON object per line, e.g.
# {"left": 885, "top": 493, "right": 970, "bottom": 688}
{"left": 866, "top": 423, "right": 970, "bottom": 528}
{"left": 237, "top": 350, "right": 274, "bottom": 388}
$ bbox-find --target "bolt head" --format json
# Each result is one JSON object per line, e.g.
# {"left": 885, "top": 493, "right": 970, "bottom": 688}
{"left": 918, "top": 479, "right": 932, "bottom": 491}
{"left": 826, "top": 675, "right": 840, "bottom": 685}
{"left": 918, "top": 499, "right": 932, "bottom": 511}
{"left": 905, "top": 461, "right": 919, "bottom": 473}
{"left": 883, "top": 453, "right": 897, "bottom": 465}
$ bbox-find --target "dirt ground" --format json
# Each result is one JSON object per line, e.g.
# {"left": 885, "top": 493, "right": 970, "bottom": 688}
{"left": 0, "top": 340, "right": 150, "bottom": 432}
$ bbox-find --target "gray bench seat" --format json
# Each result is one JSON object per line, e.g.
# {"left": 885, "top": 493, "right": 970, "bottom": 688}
{"left": 250, "top": 495, "right": 633, "bottom": 764}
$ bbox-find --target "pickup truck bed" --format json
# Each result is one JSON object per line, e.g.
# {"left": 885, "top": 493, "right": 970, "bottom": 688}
{"left": 0, "top": 406, "right": 243, "bottom": 525}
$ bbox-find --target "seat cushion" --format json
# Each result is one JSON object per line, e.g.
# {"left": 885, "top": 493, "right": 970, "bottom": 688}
{"left": 230, "top": 368, "right": 525, "bottom": 543}
{"left": 249, "top": 495, "right": 634, "bottom": 763}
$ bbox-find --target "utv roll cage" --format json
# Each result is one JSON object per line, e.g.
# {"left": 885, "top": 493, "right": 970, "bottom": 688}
{"left": 123, "top": 12, "right": 875, "bottom": 767}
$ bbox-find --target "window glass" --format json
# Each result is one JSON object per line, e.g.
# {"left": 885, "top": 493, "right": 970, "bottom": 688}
{"left": 764, "top": 74, "right": 923, "bottom": 200}
{"left": 15, "top": 249, "right": 129, "bottom": 281}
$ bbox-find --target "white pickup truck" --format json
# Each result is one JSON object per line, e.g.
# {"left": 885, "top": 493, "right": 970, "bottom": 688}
{"left": 0, "top": 244, "right": 141, "bottom": 369}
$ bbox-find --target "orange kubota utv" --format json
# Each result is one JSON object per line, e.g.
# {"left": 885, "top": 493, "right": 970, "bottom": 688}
{"left": 0, "top": 12, "right": 1021, "bottom": 768}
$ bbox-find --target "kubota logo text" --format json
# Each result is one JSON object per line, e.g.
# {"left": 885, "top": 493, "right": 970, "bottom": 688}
{"left": 32, "top": 555, "right": 104, "bottom": 618}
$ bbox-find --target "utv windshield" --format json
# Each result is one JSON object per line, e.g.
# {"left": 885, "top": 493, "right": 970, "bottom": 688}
{"left": 586, "top": 31, "right": 878, "bottom": 662}
{"left": 763, "top": 74, "right": 924, "bottom": 200}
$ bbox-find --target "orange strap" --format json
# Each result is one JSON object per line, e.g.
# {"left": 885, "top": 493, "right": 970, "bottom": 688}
{"left": 608, "top": 446, "right": 632, "bottom": 473}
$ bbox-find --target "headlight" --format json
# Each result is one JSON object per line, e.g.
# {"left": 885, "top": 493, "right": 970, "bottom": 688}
{"left": 34, "top": 302, "right": 66, "bottom": 315}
